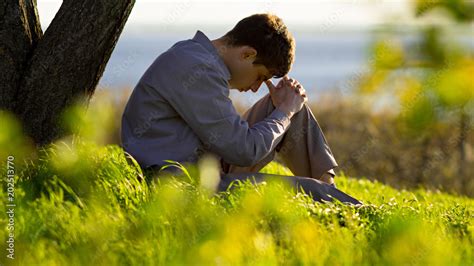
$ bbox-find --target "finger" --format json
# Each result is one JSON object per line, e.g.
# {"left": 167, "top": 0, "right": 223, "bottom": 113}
{"left": 284, "top": 77, "right": 293, "bottom": 87}
{"left": 286, "top": 78, "right": 297, "bottom": 89}
{"left": 299, "top": 87, "right": 306, "bottom": 95}
{"left": 294, "top": 83, "right": 303, "bottom": 94}
{"left": 278, "top": 79, "right": 289, "bottom": 89}
{"left": 276, "top": 78, "right": 284, "bottom": 88}
{"left": 265, "top": 79, "right": 277, "bottom": 93}
{"left": 294, "top": 84, "right": 302, "bottom": 93}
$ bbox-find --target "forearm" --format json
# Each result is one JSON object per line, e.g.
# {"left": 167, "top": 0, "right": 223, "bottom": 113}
{"left": 220, "top": 108, "right": 291, "bottom": 166}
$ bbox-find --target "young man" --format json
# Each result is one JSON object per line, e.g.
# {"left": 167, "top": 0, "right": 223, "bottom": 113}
{"left": 121, "top": 14, "right": 360, "bottom": 204}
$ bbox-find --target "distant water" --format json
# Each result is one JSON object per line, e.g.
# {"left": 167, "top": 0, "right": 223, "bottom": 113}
{"left": 100, "top": 29, "right": 473, "bottom": 105}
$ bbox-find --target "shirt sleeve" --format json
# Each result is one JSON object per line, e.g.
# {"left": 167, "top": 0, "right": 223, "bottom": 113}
{"left": 154, "top": 64, "right": 291, "bottom": 167}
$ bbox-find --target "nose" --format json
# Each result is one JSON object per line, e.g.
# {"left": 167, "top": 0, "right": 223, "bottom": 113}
{"left": 250, "top": 81, "right": 263, "bottom": 92}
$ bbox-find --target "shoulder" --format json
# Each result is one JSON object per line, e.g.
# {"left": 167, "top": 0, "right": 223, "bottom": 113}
{"left": 141, "top": 38, "right": 227, "bottom": 87}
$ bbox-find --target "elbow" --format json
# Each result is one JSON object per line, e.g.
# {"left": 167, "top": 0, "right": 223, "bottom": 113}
{"left": 234, "top": 147, "right": 264, "bottom": 167}
{"left": 246, "top": 154, "right": 262, "bottom": 167}
{"left": 229, "top": 155, "right": 255, "bottom": 168}
{"left": 223, "top": 149, "right": 258, "bottom": 168}
{"left": 220, "top": 137, "right": 270, "bottom": 167}
{"left": 242, "top": 156, "right": 259, "bottom": 168}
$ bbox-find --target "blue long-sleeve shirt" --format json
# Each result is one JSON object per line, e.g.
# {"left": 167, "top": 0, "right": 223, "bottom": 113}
{"left": 121, "top": 31, "right": 291, "bottom": 169}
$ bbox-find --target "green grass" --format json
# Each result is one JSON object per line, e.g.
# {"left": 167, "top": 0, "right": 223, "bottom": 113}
{"left": 1, "top": 139, "right": 473, "bottom": 266}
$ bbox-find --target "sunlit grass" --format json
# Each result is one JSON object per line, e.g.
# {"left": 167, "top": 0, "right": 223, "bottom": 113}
{"left": 0, "top": 99, "right": 472, "bottom": 266}
{"left": 0, "top": 140, "right": 472, "bottom": 265}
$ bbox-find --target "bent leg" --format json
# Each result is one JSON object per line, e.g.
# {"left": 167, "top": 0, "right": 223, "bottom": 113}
{"left": 277, "top": 102, "right": 338, "bottom": 180}
{"left": 218, "top": 172, "right": 361, "bottom": 205}
{"left": 223, "top": 93, "right": 338, "bottom": 180}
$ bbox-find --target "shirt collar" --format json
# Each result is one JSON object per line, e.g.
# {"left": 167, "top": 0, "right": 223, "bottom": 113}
{"left": 192, "top": 30, "right": 231, "bottom": 80}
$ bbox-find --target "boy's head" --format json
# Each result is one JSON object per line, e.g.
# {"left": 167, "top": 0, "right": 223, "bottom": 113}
{"left": 215, "top": 13, "right": 295, "bottom": 92}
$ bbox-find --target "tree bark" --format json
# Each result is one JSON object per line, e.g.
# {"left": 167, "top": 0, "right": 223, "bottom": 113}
{"left": 0, "top": 0, "right": 42, "bottom": 110}
{"left": 0, "top": 0, "right": 135, "bottom": 145}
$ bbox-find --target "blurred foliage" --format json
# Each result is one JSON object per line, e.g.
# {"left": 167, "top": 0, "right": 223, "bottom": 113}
{"left": 0, "top": 2, "right": 472, "bottom": 263}
{"left": 0, "top": 126, "right": 472, "bottom": 265}
{"left": 415, "top": 0, "right": 474, "bottom": 21}
{"left": 0, "top": 91, "right": 472, "bottom": 265}
{"left": 359, "top": 0, "right": 473, "bottom": 125}
{"left": 434, "top": 59, "right": 474, "bottom": 107}
{"left": 356, "top": 0, "right": 473, "bottom": 189}
{"left": 62, "top": 91, "right": 117, "bottom": 145}
{"left": 0, "top": 111, "right": 35, "bottom": 165}
{"left": 313, "top": 98, "right": 474, "bottom": 197}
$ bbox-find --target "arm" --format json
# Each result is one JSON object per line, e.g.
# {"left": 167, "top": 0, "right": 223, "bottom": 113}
{"left": 157, "top": 64, "right": 291, "bottom": 166}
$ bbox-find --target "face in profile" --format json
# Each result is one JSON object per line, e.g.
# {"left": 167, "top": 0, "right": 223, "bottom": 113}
{"left": 227, "top": 46, "right": 273, "bottom": 93}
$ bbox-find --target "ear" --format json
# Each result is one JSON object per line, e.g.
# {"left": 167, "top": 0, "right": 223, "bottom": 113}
{"left": 240, "top": 46, "right": 257, "bottom": 61}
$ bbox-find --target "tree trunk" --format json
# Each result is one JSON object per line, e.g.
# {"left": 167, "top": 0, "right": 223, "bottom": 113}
{"left": 0, "top": 0, "right": 42, "bottom": 110}
{"left": 0, "top": 0, "right": 135, "bottom": 145}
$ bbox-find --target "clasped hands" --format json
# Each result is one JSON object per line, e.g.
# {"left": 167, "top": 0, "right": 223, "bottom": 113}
{"left": 265, "top": 76, "right": 307, "bottom": 119}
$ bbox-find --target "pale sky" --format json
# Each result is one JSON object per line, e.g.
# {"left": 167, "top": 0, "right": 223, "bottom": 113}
{"left": 37, "top": 0, "right": 415, "bottom": 31}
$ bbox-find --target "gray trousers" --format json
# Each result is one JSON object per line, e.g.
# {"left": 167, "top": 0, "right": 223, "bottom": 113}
{"left": 220, "top": 94, "right": 361, "bottom": 205}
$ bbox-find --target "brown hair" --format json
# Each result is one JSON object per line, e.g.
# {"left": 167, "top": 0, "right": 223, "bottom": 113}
{"left": 223, "top": 13, "right": 295, "bottom": 78}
